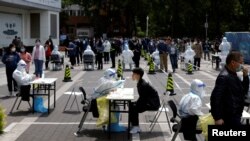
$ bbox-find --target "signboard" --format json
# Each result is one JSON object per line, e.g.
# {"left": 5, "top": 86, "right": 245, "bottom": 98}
{"left": 225, "top": 32, "right": 250, "bottom": 64}
{"left": 0, "top": 13, "right": 22, "bottom": 47}
{"left": 24, "top": 0, "right": 61, "bottom": 8}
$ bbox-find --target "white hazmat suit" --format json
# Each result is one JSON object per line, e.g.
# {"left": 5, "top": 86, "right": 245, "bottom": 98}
{"left": 151, "top": 49, "right": 160, "bottom": 69}
{"left": 184, "top": 45, "right": 196, "bottom": 69}
{"left": 51, "top": 45, "right": 63, "bottom": 70}
{"left": 92, "top": 68, "right": 126, "bottom": 132}
{"left": 219, "top": 37, "right": 231, "bottom": 68}
{"left": 179, "top": 79, "right": 205, "bottom": 118}
{"left": 92, "top": 68, "right": 125, "bottom": 99}
{"left": 13, "top": 60, "right": 36, "bottom": 86}
{"left": 122, "top": 44, "right": 134, "bottom": 70}
{"left": 13, "top": 60, "right": 36, "bottom": 101}
{"left": 83, "top": 45, "right": 95, "bottom": 56}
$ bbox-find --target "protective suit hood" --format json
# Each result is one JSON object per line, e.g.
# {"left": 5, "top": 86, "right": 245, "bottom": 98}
{"left": 86, "top": 45, "right": 91, "bottom": 50}
{"left": 53, "top": 45, "right": 58, "bottom": 51}
{"left": 190, "top": 79, "right": 206, "bottom": 98}
{"left": 103, "top": 68, "right": 116, "bottom": 79}
{"left": 124, "top": 44, "right": 129, "bottom": 50}
{"left": 17, "top": 59, "right": 27, "bottom": 72}
{"left": 222, "top": 37, "right": 227, "bottom": 42}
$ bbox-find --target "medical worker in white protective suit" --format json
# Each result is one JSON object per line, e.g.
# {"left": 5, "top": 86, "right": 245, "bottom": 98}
{"left": 122, "top": 43, "right": 134, "bottom": 70}
{"left": 51, "top": 45, "right": 63, "bottom": 70}
{"left": 83, "top": 45, "right": 95, "bottom": 56}
{"left": 13, "top": 60, "right": 36, "bottom": 101}
{"left": 178, "top": 79, "right": 205, "bottom": 141}
{"left": 92, "top": 68, "right": 126, "bottom": 132}
{"left": 219, "top": 37, "right": 231, "bottom": 69}
{"left": 184, "top": 45, "right": 196, "bottom": 69}
{"left": 151, "top": 48, "right": 160, "bottom": 70}
{"left": 179, "top": 79, "right": 205, "bottom": 118}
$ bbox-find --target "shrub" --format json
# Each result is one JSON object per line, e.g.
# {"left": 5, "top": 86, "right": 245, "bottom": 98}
{"left": 0, "top": 106, "right": 6, "bottom": 134}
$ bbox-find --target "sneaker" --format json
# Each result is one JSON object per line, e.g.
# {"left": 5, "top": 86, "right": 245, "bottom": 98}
{"left": 130, "top": 126, "right": 141, "bottom": 134}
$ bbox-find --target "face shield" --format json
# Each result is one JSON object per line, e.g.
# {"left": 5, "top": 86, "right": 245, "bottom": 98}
{"left": 17, "top": 60, "right": 27, "bottom": 72}
{"left": 103, "top": 68, "right": 116, "bottom": 79}
{"left": 190, "top": 79, "right": 206, "bottom": 98}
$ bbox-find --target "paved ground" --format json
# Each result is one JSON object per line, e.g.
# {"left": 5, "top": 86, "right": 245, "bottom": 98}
{"left": 0, "top": 53, "right": 248, "bottom": 141}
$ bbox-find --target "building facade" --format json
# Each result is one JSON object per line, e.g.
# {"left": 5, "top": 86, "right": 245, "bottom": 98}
{"left": 0, "top": 0, "right": 61, "bottom": 48}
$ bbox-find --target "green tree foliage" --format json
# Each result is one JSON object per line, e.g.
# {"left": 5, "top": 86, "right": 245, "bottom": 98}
{"left": 61, "top": 0, "right": 250, "bottom": 39}
{"left": 0, "top": 106, "right": 6, "bottom": 134}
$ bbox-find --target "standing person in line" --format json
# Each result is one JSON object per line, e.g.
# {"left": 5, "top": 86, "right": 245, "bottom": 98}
{"left": 67, "top": 41, "right": 76, "bottom": 69}
{"left": 129, "top": 68, "right": 160, "bottom": 134}
{"left": 95, "top": 38, "right": 104, "bottom": 70}
{"left": 19, "top": 46, "right": 32, "bottom": 73}
{"left": 169, "top": 39, "right": 178, "bottom": 73}
{"left": 192, "top": 39, "right": 203, "bottom": 70}
{"left": 157, "top": 38, "right": 169, "bottom": 72}
{"left": 2, "top": 43, "right": 20, "bottom": 96}
{"left": 44, "top": 41, "right": 52, "bottom": 70}
{"left": 132, "top": 39, "right": 141, "bottom": 68}
{"left": 110, "top": 40, "right": 116, "bottom": 68}
{"left": 31, "top": 39, "right": 45, "bottom": 78}
{"left": 210, "top": 51, "right": 249, "bottom": 126}
{"left": 103, "top": 39, "right": 111, "bottom": 64}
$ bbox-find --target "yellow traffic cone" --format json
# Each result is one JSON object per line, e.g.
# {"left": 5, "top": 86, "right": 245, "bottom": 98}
{"left": 187, "top": 61, "right": 193, "bottom": 74}
{"left": 117, "top": 59, "right": 123, "bottom": 79}
{"left": 148, "top": 56, "right": 156, "bottom": 74}
{"left": 63, "top": 65, "right": 72, "bottom": 82}
{"left": 166, "top": 73, "right": 176, "bottom": 96}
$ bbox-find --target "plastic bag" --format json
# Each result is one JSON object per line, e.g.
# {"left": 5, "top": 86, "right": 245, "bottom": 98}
{"left": 96, "top": 96, "right": 117, "bottom": 127}
{"left": 197, "top": 113, "right": 215, "bottom": 141}
{"left": 34, "top": 96, "right": 48, "bottom": 113}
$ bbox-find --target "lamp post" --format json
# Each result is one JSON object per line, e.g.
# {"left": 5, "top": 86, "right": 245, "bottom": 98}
{"left": 146, "top": 16, "right": 149, "bottom": 37}
{"left": 205, "top": 13, "right": 208, "bottom": 40}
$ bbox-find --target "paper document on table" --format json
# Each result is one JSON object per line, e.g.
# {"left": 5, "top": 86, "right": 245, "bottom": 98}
{"left": 107, "top": 88, "right": 134, "bottom": 100}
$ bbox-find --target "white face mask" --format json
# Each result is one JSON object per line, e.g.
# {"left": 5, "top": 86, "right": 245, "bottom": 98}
{"left": 11, "top": 48, "right": 16, "bottom": 52}
{"left": 36, "top": 42, "right": 40, "bottom": 47}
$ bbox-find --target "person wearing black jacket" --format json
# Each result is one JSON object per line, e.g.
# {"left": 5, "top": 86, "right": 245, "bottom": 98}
{"left": 129, "top": 68, "right": 160, "bottom": 134}
{"left": 2, "top": 43, "right": 20, "bottom": 96}
{"left": 210, "top": 51, "right": 249, "bottom": 126}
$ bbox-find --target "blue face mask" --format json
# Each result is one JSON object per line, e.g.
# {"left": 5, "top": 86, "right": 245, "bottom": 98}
{"left": 236, "top": 64, "right": 243, "bottom": 72}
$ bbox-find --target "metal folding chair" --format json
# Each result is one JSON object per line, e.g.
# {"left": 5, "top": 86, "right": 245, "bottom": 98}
{"left": 9, "top": 86, "right": 32, "bottom": 114}
{"left": 74, "top": 86, "right": 93, "bottom": 136}
{"left": 149, "top": 93, "right": 172, "bottom": 133}
{"left": 63, "top": 87, "right": 84, "bottom": 112}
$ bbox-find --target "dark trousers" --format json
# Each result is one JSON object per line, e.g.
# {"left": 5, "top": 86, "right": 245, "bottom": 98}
{"left": 45, "top": 56, "right": 50, "bottom": 69}
{"left": 110, "top": 52, "right": 116, "bottom": 67}
{"left": 170, "top": 54, "right": 178, "bottom": 71}
{"left": 96, "top": 52, "right": 103, "bottom": 69}
{"left": 129, "top": 102, "right": 157, "bottom": 126}
{"left": 69, "top": 56, "right": 76, "bottom": 66}
{"left": 181, "top": 115, "right": 199, "bottom": 141}
{"left": 76, "top": 52, "right": 82, "bottom": 65}
{"left": 20, "top": 85, "right": 31, "bottom": 101}
{"left": 194, "top": 58, "right": 201, "bottom": 70}
{"left": 6, "top": 67, "right": 17, "bottom": 92}
{"left": 104, "top": 52, "right": 110, "bottom": 63}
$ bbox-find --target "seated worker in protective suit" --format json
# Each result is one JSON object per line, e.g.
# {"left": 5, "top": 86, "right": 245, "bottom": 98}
{"left": 219, "top": 37, "right": 231, "bottom": 69}
{"left": 184, "top": 45, "right": 196, "bottom": 70}
{"left": 51, "top": 45, "right": 63, "bottom": 70}
{"left": 83, "top": 45, "right": 95, "bottom": 57}
{"left": 129, "top": 68, "right": 160, "bottom": 134}
{"left": 151, "top": 48, "right": 160, "bottom": 70}
{"left": 179, "top": 79, "right": 205, "bottom": 141}
{"left": 12, "top": 60, "right": 36, "bottom": 101}
{"left": 91, "top": 68, "right": 126, "bottom": 132}
{"left": 122, "top": 43, "right": 134, "bottom": 70}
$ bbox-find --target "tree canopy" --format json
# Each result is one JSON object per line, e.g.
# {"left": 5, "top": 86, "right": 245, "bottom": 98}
{"left": 62, "top": 0, "right": 250, "bottom": 39}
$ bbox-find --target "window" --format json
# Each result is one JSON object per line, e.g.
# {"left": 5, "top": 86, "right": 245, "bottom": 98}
{"left": 50, "top": 14, "right": 57, "bottom": 38}
{"left": 30, "top": 13, "right": 40, "bottom": 38}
